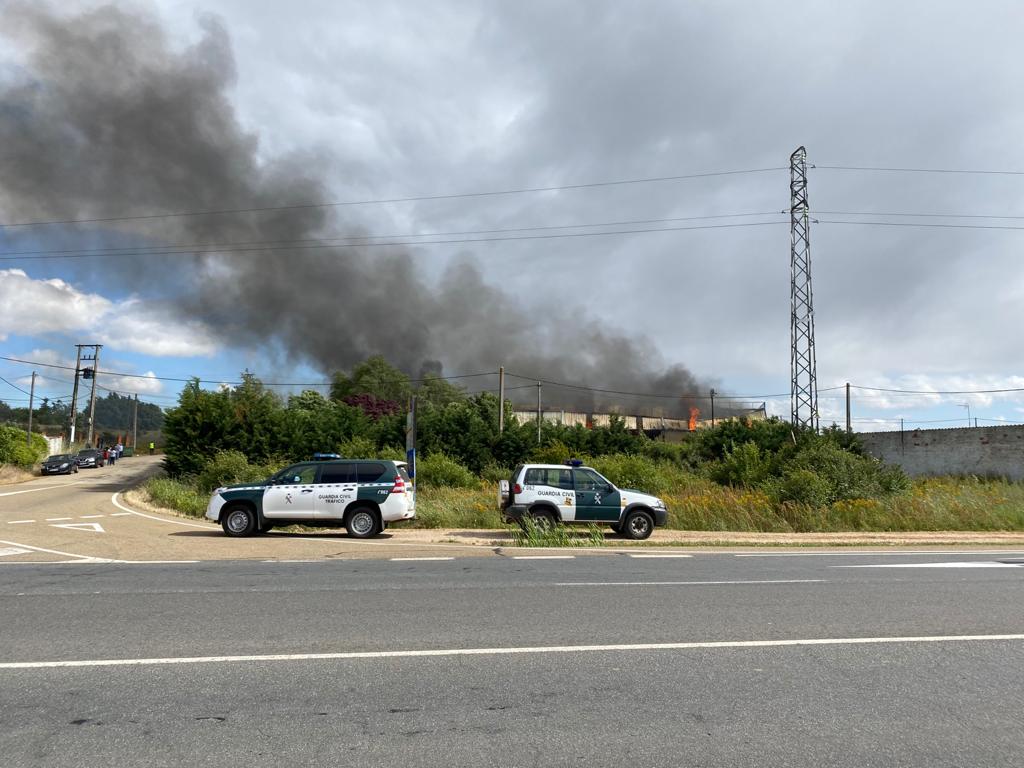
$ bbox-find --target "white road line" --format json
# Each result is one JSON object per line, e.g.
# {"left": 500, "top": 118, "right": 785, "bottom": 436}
{"left": 7, "top": 520, "right": 35, "bottom": 524}
{"left": 262, "top": 559, "right": 319, "bottom": 563}
{"left": 628, "top": 554, "right": 693, "bottom": 559}
{"left": 834, "top": 562, "right": 1024, "bottom": 569}
{"left": 110, "top": 512, "right": 132, "bottom": 517}
{"left": 0, "top": 547, "right": 31, "bottom": 557}
{"left": 110, "top": 492, "right": 213, "bottom": 528}
{"left": 80, "top": 515, "right": 105, "bottom": 519}
{"left": 390, "top": 557, "right": 456, "bottom": 561}
{"left": 0, "top": 482, "right": 84, "bottom": 498}
{"left": 45, "top": 517, "right": 72, "bottom": 522}
{"left": 555, "top": 579, "right": 826, "bottom": 587}
{"left": 52, "top": 522, "right": 105, "bottom": 533}
{"left": 0, "top": 538, "right": 111, "bottom": 562}
{"left": 5, "top": 633, "right": 1024, "bottom": 670}
{"left": 735, "top": 550, "right": 1024, "bottom": 557}
{"left": 512, "top": 555, "right": 576, "bottom": 560}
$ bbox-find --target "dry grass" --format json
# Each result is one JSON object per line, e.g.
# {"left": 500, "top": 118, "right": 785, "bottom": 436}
{"left": 0, "top": 465, "right": 36, "bottom": 486}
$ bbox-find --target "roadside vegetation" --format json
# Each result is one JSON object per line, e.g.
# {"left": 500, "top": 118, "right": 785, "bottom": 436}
{"left": 133, "top": 355, "right": 1024, "bottom": 534}
{"left": 0, "top": 426, "right": 48, "bottom": 471}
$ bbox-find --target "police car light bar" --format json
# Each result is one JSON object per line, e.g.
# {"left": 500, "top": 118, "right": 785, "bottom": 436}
{"left": 565, "top": 459, "right": 583, "bottom": 467}
{"left": 312, "top": 452, "right": 341, "bottom": 460}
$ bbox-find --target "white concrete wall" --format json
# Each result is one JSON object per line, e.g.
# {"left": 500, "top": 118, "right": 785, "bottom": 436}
{"left": 860, "top": 425, "right": 1024, "bottom": 480}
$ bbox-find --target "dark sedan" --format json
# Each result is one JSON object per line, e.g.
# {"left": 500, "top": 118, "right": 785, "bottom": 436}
{"left": 42, "top": 454, "right": 79, "bottom": 475}
{"left": 75, "top": 449, "right": 105, "bottom": 468}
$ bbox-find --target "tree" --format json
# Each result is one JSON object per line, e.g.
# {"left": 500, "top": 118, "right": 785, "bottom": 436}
{"left": 330, "top": 356, "right": 411, "bottom": 405}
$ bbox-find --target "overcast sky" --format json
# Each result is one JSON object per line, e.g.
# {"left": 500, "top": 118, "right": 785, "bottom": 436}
{"left": 2, "top": 0, "right": 1024, "bottom": 429}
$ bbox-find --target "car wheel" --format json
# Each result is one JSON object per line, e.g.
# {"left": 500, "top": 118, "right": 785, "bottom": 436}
{"left": 528, "top": 508, "right": 557, "bottom": 530}
{"left": 222, "top": 506, "right": 257, "bottom": 537}
{"left": 621, "top": 510, "right": 654, "bottom": 540}
{"left": 346, "top": 506, "right": 380, "bottom": 539}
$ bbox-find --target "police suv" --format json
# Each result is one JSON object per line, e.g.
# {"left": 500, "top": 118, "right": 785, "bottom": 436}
{"left": 206, "top": 455, "right": 414, "bottom": 538}
{"left": 499, "top": 462, "right": 668, "bottom": 540}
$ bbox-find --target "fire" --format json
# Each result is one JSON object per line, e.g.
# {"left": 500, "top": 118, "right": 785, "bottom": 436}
{"left": 689, "top": 407, "right": 699, "bottom": 431}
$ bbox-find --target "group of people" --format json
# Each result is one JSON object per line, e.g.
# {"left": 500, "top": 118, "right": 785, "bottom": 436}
{"left": 101, "top": 442, "right": 124, "bottom": 466}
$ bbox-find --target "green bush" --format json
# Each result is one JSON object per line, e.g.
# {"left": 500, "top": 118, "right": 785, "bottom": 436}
{"left": 529, "top": 440, "right": 573, "bottom": 465}
{"left": 708, "top": 441, "right": 773, "bottom": 488}
{"left": 768, "top": 469, "right": 832, "bottom": 507}
{"left": 145, "top": 477, "right": 208, "bottom": 518}
{"left": 586, "top": 453, "right": 694, "bottom": 496}
{"left": 417, "top": 452, "right": 477, "bottom": 488}
{"left": 0, "top": 426, "right": 48, "bottom": 470}
{"left": 196, "top": 450, "right": 271, "bottom": 493}
{"left": 480, "top": 463, "right": 513, "bottom": 484}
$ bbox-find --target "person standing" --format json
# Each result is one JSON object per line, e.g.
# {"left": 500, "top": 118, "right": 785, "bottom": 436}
{"left": 102, "top": 447, "right": 110, "bottom": 466}
{"left": 107, "top": 447, "right": 116, "bottom": 466}
{"left": 148, "top": 441, "right": 155, "bottom": 455}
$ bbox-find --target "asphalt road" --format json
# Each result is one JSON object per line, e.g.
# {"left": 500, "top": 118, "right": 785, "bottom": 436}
{"left": 2, "top": 553, "right": 1023, "bottom": 766}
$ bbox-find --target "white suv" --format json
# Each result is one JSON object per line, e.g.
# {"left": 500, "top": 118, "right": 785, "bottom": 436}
{"left": 499, "top": 462, "right": 668, "bottom": 540}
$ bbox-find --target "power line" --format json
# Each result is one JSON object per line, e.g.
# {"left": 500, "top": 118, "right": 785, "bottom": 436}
{"left": 818, "top": 219, "right": 1024, "bottom": 232}
{"left": 0, "top": 211, "right": 784, "bottom": 259}
{"left": 817, "top": 210, "right": 1024, "bottom": 221}
{"left": 0, "top": 375, "right": 33, "bottom": 397}
{"left": 815, "top": 164, "right": 1024, "bottom": 176}
{"left": 851, "top": 383, "right": 1024, "bottom": 395}
{"left": 0, "top": 220, "right": 787, "bottom": 263}
{"left": 0, "top": 167, "right": 787, "bottom": 229}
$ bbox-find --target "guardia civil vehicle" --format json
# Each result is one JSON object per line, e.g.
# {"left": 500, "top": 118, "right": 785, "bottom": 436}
{"left": 206, "top": 456, "right": 414, "bottom": 538}
{"left": 499, "top": 461, "right": 668, "bottom": 540}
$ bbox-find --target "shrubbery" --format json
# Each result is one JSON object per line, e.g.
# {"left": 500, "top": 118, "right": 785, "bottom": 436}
{"left": 0, "top": 426, "right": 48, "bottom": 470}
{"left": 416, "top": 452, "right": 478, "bottom": 488}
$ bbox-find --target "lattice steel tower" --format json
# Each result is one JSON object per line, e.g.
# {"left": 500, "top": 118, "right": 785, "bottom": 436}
{"left": 789, "top": 146, "right": 819, "bottom": 431}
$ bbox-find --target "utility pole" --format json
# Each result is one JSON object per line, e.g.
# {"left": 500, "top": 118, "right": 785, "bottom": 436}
{"left": 67, "top": 345, "right": 84, "bottom": 448}
{"left": 536, "top": 382, "right": 542, "bottom": 444}
{"left": 83, "top": 344, "right": 102, "bottom": 446}
{"left": 498, "top": 366, "right": 505, "bottom": 434}
{"left": 845, "top": 382, "right": 851, "bottom": 434}
{"left": 710, "top": 388, "right": 716, "bottom": 427}
{"left": 26, "top": 371, "right": 36, "bottom": 447}
{"left": 790, "top": 146, "right": 819, "bottom": 432}
{"left": 132, "top": 394, "right": 139, "bottom": 452}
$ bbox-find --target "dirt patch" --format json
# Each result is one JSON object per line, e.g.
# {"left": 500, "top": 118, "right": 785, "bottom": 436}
{"left": 0, "top": 465, "right": 36, "bottom": 486}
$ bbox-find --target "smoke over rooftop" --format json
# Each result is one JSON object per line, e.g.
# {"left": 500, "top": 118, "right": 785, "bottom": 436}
{"left": 0, "top": 3, "right": 726, "bottom": 415}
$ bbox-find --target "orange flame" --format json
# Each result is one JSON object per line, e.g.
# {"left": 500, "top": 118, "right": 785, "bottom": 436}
{"left": 689, "top": 407, "right": 699, "bottom": 431}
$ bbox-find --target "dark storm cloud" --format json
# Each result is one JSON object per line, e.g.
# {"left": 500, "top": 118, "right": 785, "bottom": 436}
{"left": 0, "top": 2, "right": 718, "bottom": 415}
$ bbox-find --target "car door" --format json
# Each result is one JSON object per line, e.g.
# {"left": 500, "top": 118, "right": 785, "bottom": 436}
{"left": 314, "top": 462, "right": 359, "bottom": 519}
{"left": 573, "top": 468, "right": 621, "bottom": 522}
{"left": 524, "top": 467, "right": 576, "bottom": 521}
{"left": 262, "top": 463, "right": 319, "bottom": 520}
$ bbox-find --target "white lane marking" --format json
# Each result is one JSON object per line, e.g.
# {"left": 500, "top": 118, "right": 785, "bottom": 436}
{"left": 0, "top": 482, "right": 84, "bottom": 498}
{"left": 512, "top": 555, "right": 576, "bottom": 560}
{"left": 262, "top": 559, "right": 319, "bottom": 563}
{"left": 834, "top": 562, "right": 1024, "bottom": 569}
{"left": 117, "top": 560, "right": 200, "bottom": 564}
{"left": 735, "top": 550, "right": 1024, "bottom": 557}
{"left": 555, "top": 579, "right": 826, "bottom": 587}
{"left": 52, "top": 522, "right": 105, "bottom": 533}
{"left": 45, "top": 518, "right": 72, "bottom": 522}
{"left": 110, "top": 512, "right": 132, "bottom": 517}
{"left": 0, "top": 547, "right": 31, "bottom": 557}
{"left": 0, "top": 538, "right": 110, "bottom": 562}
{"left": 80, "top": 515, "right": 105, "bottom": 519}
{"left": 5, "top": 633, "right": 1024, "bottom": 670}
{"left": 628, "top": 554, "right": 693, "bottom": 559}
{"left": 7, "top": 520, "right": 35, "bottom": 524}
{"left": 390, "top": 557, "right": 456, "bottom": 561}
{"left": 110, "top": 492, "right": 213, "bottom": 528}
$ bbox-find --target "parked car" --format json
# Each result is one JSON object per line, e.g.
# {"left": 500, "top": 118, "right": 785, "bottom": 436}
{"left": 206, "top": 457, "right": 415, "bottom": 538}
{"left": 75, "top": 448, "right": 105, "bottom": 468}
{"left": 41, "top": 454, "right": 79, "bottom": 475}
{"left": 499, "top": 461, "right": 668, "bottom": 540}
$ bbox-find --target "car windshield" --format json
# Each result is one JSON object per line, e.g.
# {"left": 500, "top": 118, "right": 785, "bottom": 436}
{"left": 47, "top": 455, "right": 70, "bottom": 462}
{"left": 78, "top": 449, "right": 96, "bottom": 456}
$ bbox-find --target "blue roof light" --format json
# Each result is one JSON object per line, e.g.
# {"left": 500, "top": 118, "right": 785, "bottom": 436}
{"left": 312, "top": 452, "right": 341, "bottom": 460}
{"left": 565, "top": 459, "right": 584, "bottom": 467}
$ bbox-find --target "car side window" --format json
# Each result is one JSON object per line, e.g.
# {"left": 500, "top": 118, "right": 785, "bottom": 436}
{"left": 356, "top": 463, "right": 387, "bottom": 483}
{"left": 524, "top": 468, "right": 573, "bottom": 489}
{"left": 574, "top": 469, "right": 609, "bottom": 492}
{"left": 319, "top": 463, "right": 356, "bottom": 484}
{"left": 279, "top": 465, "right": 318, "bottom": 484}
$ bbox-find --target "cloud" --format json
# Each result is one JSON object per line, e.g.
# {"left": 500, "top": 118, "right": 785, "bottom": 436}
{"left": 0, "top": 269, "right": 218, "bottom": 357}
{"left": 9, "top": 347, "right": 164, "bottom": 396}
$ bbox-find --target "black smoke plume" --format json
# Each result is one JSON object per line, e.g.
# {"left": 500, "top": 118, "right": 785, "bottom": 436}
{"left": 0, "top": 3, "right": 730, "bottom": 417}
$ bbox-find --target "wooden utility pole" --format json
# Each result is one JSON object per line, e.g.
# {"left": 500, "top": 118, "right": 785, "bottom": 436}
{"left": 26, "top": 371, "right": 36, "bottom": 447}
{"left": 498, "top": 366, "right": 505, "bottom": 433}
{"left": 845, "top": 382, "right": 851, "bottom": 434}
{"left": 536, "top": 382, "right": 542, "bottom": 444}
{"left": 85, "top": 345, "right": 102, "bottom": 446}
{"left": 68, "top": 346, "right": 84, "bottom": 447}
{"left": 132, "top": 393, "right": 139, "bottom": 452}
{"left": 710, "top": 389, "right": 716, "bottom": 427}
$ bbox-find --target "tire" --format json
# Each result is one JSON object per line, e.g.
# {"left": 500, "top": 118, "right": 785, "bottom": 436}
{"left": 528, "top": 508, "right": 557, "bottom": 530}
{"left": 222, "top": 505, "right": 257, "bottom": 537}
{"left": 621, "top": 509, "right": 654, "bottom": 540}
{"left": 346, "top": 506, "right": 380, "bottom": 539}
{"left": 259, "top": 523, "right": 274, "bottom": 534}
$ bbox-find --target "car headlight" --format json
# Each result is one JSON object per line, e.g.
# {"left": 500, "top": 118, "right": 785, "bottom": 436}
{"left": 653, "top": 498, "right": 666, "bottom": 509}
{"left": 60, "top": 463, "right": 69, "bottom": 468}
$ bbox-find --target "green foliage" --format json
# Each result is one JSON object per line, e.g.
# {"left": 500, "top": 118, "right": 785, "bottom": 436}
{"left": 417, "top": 452, "right": 477, "bottom": 488}
{"left": 145, "top": 477, "right": 208, "bottom": 518}
{"left": 480, "top": 463, "right": 513, "bottom": 484}
{"left": 510, "top": 517, "right": 606, "bottom": 547}
{"left": 586, "top": 453, "right": 694, "bottom": 496}
{"left": 529, "top": 439, "right": 573, "bottom": 465}
{"left": 0, "top": 426, "right": 48, "bottom": 469}
{"left": 196, "top": 450, "right": 274, "bottom": 493}
{"left": 707, "top": 441, "right": 773, "bottom": 488}
{"left": 768, "top": 469, "right": 833, "bottom": 507}
{"left": 331, "top": 356, "right": 411, "bottom": 404}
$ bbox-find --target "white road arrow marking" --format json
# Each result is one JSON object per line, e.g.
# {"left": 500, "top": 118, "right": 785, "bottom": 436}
{"left": 51, "top": 522, "right": 105, "bottom": 533}
{"left": 0, "top": 547, "right": 31, "bottom": 557}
